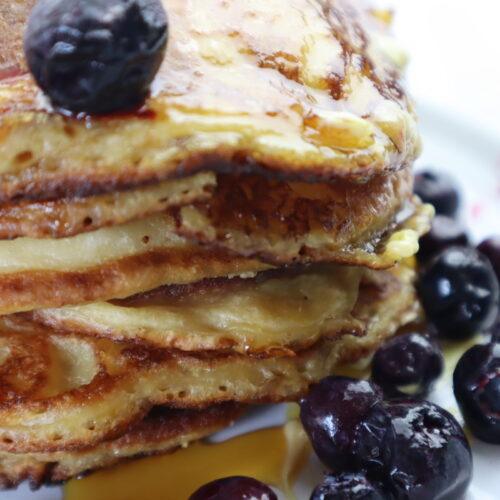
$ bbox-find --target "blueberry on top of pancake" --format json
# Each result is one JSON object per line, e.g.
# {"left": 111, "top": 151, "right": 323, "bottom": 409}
{"left": 24, "top": 0, "right": 168, "bottom": 115}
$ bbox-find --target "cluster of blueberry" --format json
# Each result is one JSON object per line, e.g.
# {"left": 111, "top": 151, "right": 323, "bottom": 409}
{"left": 415, "top": 170, "right": 500, "bottom": 446}
{"left": 416, "top": 171, "right": 499, "bottom": 341}
{"left": 302, "top": 378, "right": 472, "bottom": 499}
{"left": 188, "top": 378, "right": 473, "bottom": 499}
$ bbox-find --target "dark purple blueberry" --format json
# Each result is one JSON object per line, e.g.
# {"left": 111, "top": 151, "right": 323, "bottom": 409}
{"left": 371, "top": 333, "right": 444, "bottom": 399}
{"left": 24, "top": 0, "right": 168, "bottom": 114}
{"left": 310, "top": 472, "right": 389, "bottom": 500}
{"left": 478, "top": 236, "right": 500, "bottom": 281}
{"left": 453, "top": 342, "right": 500, "bottom": 443}
{"left": 418, "top": 246, "right": 500, "bottom": 339}
{"left": 490, "top": 315, "right": 500, "bottom": 341}
{"left": 300, "top": 377, "right": 393, "bottom": 474}
{"left": 387, "top": 400, "right": 472, "bottom": 500}
{"left": 414, "top": 170, "right": 460, "bottom": 217}
{"left": 418, "top": 215, "right": 469, "bottom": 263}
{"left": 189, "top": 476, "right": 277, "bottom": 500}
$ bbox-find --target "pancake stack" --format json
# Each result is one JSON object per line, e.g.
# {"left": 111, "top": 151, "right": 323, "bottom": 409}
{"left": 0, "top": 0, "right": 432, "bottom": 489}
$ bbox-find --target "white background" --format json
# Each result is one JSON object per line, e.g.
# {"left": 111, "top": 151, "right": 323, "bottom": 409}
{"left": 391, "top": 0, "right": 500, "bottom": 141}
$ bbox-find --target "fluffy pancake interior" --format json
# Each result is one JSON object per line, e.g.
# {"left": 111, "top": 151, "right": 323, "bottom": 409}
{"left": 0, "top": 0, "right": 419, "bottom": 201}
{"left": 0, "top": 215, "right": 190, "bottom": 272}
{"left": 29, "top": 265, "right": 364, "bottom": 353}
{"left": 0, "top": 194, "right": 429, "bottom": 274}
{"left": 0, "top": 263, "right": 418, "bottom": 453}
{"left": 0, "top": 214, "right": 270, "bottom": 315}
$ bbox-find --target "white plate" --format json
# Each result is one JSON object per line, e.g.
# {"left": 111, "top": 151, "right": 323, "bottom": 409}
{"left": 5, "top": 105, "right": 500, "bottom": 500}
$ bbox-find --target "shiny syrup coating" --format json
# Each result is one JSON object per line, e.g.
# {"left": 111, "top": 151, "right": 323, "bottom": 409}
{"left": 0, "top": 0, "right": 420, "bottom": 195}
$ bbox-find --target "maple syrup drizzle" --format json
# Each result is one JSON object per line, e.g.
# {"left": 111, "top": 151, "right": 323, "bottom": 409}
{"left": 64, "top": 421, "right": 310, "bottom": 500}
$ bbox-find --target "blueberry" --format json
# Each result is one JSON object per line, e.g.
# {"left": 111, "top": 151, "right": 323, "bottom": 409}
{"left": 300, "top": 377, "right": 393, "bottom": 474}
{"left": 418, "top": 215, "right": 469, "bottom": 263}
{"left": 387, "top": 400, "right": 472, "bottom": 500}
{"left": 189, "top": 476, "right": 277, "bottom": 500}
{"left": 24, "top": 0, "right": 168, "bottom": 114}
{"left": 419, "top": 246, "right": 500, "bottom": 339}
{"left": 478, "top": 236, "right": 500, "bottom": 282}
{"left": 371, "top": 333, "right": 444, "bottom": 399}
{"left": 490, "top": 315, "right": 500, "bottom": 341}
{"left": 414, "top": 170, "right": 460, "bottom": 217}
{"left": 453, "top": 342, "right": 500, "bottom": 443}
{"left": 310, "top": 472, "right": 389, "bottom": 500}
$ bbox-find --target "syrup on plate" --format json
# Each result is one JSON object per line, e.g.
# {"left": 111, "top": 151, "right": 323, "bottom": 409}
{"left": 64, "top": 420, "right": 310, "bottom": 500}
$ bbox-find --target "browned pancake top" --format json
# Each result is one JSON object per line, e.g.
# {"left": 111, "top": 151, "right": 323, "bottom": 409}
{"left": 0, "top": 0, "right": 419, "bottom": 201}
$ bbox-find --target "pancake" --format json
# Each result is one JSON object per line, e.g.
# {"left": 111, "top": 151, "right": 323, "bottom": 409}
{"left": 0, "top": 192, "right": 431, "bottom": 315}
{"left": 0, "top": 167, "right": 413, "bottom": 248}
{"left": 174, "top": 170, "right": 433, "bottom": 265}
{"left": 0, "top": 263, "right": 418, "bottom": 453}
{"left": 0, "top": 172, "right": 215, "bottom": 240}
{"left": 0, "top": 167, "right": 431, "bottom": 273}
{"left": 27, "top": 265, "right": 364, "bottom": 354}
{"left": 0, "top": 0, "right": 419, "bottom": 202}
{"left": 0, "top": 214, "right": 269, "bottom": 315}
{"left": 0, "top": 404, "right": 242, "bottom": 490}
{"left": 177, "top": 192, "right": 432, "bottom": 267}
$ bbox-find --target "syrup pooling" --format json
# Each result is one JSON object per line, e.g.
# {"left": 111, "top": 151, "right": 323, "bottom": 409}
{"left": 64, "top": 421, "right": 310, "bottom": 500}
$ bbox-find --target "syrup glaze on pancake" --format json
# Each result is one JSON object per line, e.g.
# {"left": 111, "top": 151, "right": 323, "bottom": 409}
{"left": 173, "top": 169, "right": 433, "bottom": 265}
{"left": 28, "top": 265, "right": 364, "bottom": 354}
{"left": 0, "top": 403, "right": 242, "bottom": 490}
{"left": 0, "top": 0, "right": 419, "bottom": 201}
{"left": 0, "top": 263, "right": 418, "bottom": 453}
{"left": 177, "top": 189, "right": 433, "bottom": 267}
